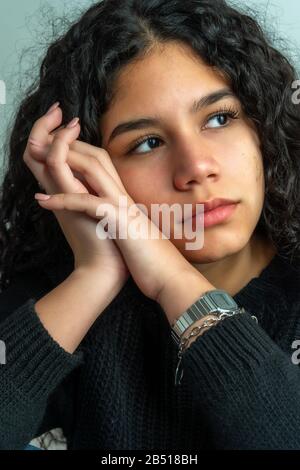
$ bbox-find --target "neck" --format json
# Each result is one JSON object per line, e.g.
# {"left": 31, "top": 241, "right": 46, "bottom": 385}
{"left": 191, "top": 232, "right": 277, "bottom": 297}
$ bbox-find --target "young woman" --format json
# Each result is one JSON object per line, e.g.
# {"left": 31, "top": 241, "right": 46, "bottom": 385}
{"left": 0, "top": 0, "right": 300, "bottom": 450}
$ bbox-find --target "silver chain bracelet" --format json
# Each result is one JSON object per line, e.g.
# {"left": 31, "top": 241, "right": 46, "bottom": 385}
{"left": 174, "top": 308, "right": 258, "bottom": 386}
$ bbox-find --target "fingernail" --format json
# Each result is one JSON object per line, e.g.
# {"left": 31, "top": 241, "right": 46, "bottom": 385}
{"left": 46, "top": 102, "right": 60, "bottom": 116}
{"left": 66, "top": 117, "right": 80, "bottom": 129}
{"left": 35, "top": 193, "right": 51, "bottom": 201}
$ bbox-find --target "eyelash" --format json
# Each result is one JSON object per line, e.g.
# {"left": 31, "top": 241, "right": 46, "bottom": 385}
{"left": 126, "top": 105, "right": 240, "bottom": 155}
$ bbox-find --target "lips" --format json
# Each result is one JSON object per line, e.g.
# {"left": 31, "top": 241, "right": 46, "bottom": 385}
{"left": 182, "top": 198, "right": 239, "bottom": 223}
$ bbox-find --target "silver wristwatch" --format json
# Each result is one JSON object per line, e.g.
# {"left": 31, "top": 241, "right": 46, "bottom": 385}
{"left": 171, "top": 289, "right": 243, "bottom": 346}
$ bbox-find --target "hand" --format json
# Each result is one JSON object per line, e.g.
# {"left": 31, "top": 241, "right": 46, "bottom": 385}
{"left": 23, "top": 103, "right": 129, "bottom": 284}
{"left": 33, "top": 138, "right": 212, "bottom": 303}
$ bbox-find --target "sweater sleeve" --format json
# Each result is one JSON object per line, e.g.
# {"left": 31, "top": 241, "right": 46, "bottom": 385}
{"left": 179, "top": 310, "right": 300, "bottom": 449}
{"left": 0, "top": 272, "right": 84, "bottom": 450}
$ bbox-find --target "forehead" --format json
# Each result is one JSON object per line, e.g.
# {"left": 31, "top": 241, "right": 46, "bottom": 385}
{"left": 100, "top": 42, "right": 230, "bottom": 134}
{"left": 114, "top": 42, "right": 227, "bottom": 100}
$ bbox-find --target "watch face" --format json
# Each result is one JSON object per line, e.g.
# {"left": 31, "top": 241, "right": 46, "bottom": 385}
{"left": 208, "top": 290, "right": 238, "bottom": 309}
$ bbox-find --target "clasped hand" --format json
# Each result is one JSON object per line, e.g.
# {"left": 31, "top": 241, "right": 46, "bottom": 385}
{"left": 23, "top": 103, "right": 211, "bottom": 310}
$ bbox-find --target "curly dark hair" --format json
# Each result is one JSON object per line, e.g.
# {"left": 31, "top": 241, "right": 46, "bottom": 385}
{"left": 0, "top": 0, "right": 300, "bottom": 447}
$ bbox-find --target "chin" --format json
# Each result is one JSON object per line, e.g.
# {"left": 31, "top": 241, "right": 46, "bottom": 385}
{"left": 175, "top": 231, "right": 248, "bottom": 264}
{"left": 185, "top": 250, "right": 226, "bottom": 265}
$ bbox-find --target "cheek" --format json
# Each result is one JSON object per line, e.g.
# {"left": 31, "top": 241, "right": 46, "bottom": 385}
{"left": 242, "top": 154, "right": 265, "bottom": 216}
{"left": 255, "top": 155, "right": 264, "bottom": 185}
{"left": 225, "top": 146, "right": 265, "bottom": 218}
{"left": 113, "top": 165, "right": 162, "bottom": 204}
{"left": 231, "top": 146, "right": 264, "bottom": 191}
{"left": 241, "top": 130, "right": 264, "bottom": 185}
{"left": 250, "top": 153, "right": 265, "bottom": 199}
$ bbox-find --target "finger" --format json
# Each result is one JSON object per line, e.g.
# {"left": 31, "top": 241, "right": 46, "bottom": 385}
{"left": 27, "top": 103, "right": 62, "bottom": 148}
{"left": 50, "top": 124, "right": 65, "bottom": 136}
{"left": 29, "top": 121, "right": 80, "bottom": 164}
{"left": 25, "top": 114, "right": 84, "bottom": 195}
{"left": 63, "top": 150, "right": 121, "bottom": 198}
{"left": 29, "top": 124, "right": 127, "bottom": 195}
{"left": 32, "top": 136, "right": 110, "bottom": 172}
{"left": 24, "top": 105, "right": 63, "bottom": 179}
{"left": 30, "top": 124, "right": 67, "bottom": 150}
{"left": 35, "top": 192, "right": 107, "bottom": 221}
{"left": 68, "top": 141, "right": 127, "bottom": 193}
{"left": 27, "top": 139, "right": 100, "bottom": 196}
{"left": 24, "top": 142, "right": 89, "bottom": 195}
{"left": 25, "top": 106, "right": 81, "bottom": 172}
{"left": 24, "top": 154, "right": 55, "bottom": 193}
{"left": 29, "top": 124, "right": 65, "bottom": 148}
{"left": 45, "top": 118, "right": 82, "bottom": 193}
{"left": 23, "top": 139, "right": 56, "bottom": 193}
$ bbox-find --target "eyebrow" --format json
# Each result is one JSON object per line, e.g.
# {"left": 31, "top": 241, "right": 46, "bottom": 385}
{"left": 107, "top": 87, "right": 237, "bottom": 144}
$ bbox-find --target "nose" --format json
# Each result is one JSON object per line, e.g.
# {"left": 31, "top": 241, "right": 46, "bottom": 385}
{"left": 172, "top": 134, "right": 220, "bottom": 190}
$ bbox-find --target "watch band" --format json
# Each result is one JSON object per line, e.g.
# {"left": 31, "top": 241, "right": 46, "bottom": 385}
{"left": 171, "top": 289, "right": 241, "bottom": 346}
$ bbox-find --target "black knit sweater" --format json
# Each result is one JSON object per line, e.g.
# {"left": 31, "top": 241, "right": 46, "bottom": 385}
{"left": 0, "top": 253, "right": 300, "bottom": 450}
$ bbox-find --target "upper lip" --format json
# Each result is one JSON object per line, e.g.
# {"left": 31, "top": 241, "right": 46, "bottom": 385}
{"left": 182, "top": 198, "right": 238, "bottom": 222}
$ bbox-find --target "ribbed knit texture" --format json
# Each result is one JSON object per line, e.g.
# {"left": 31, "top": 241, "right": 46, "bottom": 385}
{"left": 0, "top": 253, "right": 300, "bottom": 450}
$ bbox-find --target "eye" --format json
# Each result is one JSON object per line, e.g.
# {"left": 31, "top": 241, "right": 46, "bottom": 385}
{"left": 205, "top": 113, "right": 230, "bottom": 128}
{"left": 126, "top": 106, "right": 240, "bottom": 156}
{"left": 203, "top": 107, "right": 240, "bottom": 130}
{"left": 126, "top": 135, "right": 163, "bottom": 155}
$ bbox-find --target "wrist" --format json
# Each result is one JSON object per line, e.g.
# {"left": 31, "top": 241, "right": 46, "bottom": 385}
{"left": 180, "top": 314, "right": 219, "bottom": 350}
{"left": 156, "top": 268, "right": 215, "bottom": 326}
{"left": 73, "top": 266, "right": 127, "bottom": 299}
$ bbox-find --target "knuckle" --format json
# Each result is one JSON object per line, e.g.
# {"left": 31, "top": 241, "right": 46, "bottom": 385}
{"left": 69, "top": 140, "right": 78, "bottom": 152}
{"left": 52, "top": 128, "right": 63, "bottom": 139}
{"left": 99, "top": 148, "right": 109, "bottom": 158}
{"left": 94, "top": 149, "right": 108, "bottom": 163}
{"left": 87, "top": 153, "right": 99, "bottom": 164}
{"left": 52, "top": 132, "right": 67, "bottom": 146}
{"left": 56, "top": 193, "right": 66, "bottom": 206}
{"left": 79, "top": 192, "right": 89, "bottom": 202}
{"left": 51, "top": 131, "right": 69, "bottom": 149}
{"left": 89, "top": 155, "right": 102, "bottom": 171}
{"left": 46, "top": 156, "right": 61, "bottom": 170}
{"left": 53, "top": 126, "right": 68, "bottom": 145}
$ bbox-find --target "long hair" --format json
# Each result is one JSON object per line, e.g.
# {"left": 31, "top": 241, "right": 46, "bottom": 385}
{"left": 1, "top": 0, "right": 300, "bottom": 445}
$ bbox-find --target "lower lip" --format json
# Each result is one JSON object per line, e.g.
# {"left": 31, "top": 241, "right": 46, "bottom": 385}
{"left": 188, "top": 203, "right": 238, "bottom": 230}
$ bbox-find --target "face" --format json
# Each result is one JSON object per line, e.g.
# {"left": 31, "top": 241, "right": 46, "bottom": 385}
{"left": 99, "top": 42, "right": 265, "bottom": 266}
